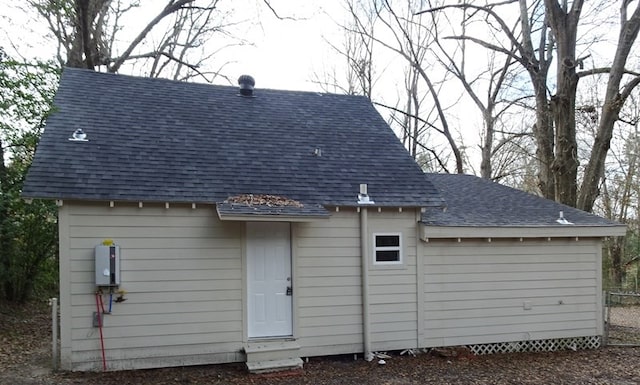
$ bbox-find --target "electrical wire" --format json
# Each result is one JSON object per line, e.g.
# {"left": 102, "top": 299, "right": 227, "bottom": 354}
{"left": 95, "top": 292, "right": 107, "bottom": 371}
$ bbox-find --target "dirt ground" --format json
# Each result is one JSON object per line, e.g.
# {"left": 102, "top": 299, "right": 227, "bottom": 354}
{"left": 608, "top": 306, "right": 640, "bottom": 345}
{"left": 2, "top": 301, "right": 640, "bottom": 385}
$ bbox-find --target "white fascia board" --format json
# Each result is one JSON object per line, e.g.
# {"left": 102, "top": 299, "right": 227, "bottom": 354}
{"left": 217, "top": 213, "right": 329, "bottom": 222}
{"left": 421, "top": 224, "right": 627, "bottom": 240}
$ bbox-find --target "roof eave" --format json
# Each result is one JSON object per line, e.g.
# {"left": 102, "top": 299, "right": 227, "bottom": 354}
{"left": 421, "top": 224, "right": 628, "bottom": 240}
{"left": 215, "top": 202, "right": 331, "bottom": 222}
{"left": 216, "top": 212, "right": 330, "bottom": 222}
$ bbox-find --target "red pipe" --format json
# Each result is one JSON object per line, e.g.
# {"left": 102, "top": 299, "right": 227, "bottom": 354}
{"left": 95, "top": 292, "right": 107, "bottom": 371}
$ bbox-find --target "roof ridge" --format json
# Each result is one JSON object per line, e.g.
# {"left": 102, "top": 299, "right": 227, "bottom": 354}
{"left": 62, "top": 67, "right": 369, "bottom": 99}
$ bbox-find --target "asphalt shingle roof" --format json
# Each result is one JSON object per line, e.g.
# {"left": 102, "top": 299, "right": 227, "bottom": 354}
{"left": 422, "top": 173, "right": 623, "bottom": 228}
{"left": 23, "top": 68, "right": 443, "bottom": 208}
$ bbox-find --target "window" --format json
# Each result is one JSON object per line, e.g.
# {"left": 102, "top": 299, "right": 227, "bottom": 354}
{"left": 373, "top": 233, "right": 402, "bottom": 264}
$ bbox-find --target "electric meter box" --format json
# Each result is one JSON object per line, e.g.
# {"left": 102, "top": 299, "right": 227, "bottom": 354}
{"left": 95, "top": 245, "right": 120, "bottom": 286}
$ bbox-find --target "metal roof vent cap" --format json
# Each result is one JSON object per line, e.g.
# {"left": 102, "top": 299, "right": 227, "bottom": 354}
{"left": 357, "top": 183, "right": 375, "bottom": 205}
{"left": 556, "top": 211, "right": 574, "bottom": 225}
{"left": 238, "top": 75, "right": 255, "bottom": 97}
{"left": 68, "top": 128, "right": 88, "bottom": 142}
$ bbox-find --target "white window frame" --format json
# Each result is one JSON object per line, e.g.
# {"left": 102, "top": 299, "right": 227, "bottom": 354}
{"left": 373, "top": 233, "right": 403, "bottom": 265}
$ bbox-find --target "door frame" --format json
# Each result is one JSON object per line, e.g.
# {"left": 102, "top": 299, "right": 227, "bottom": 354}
{"left": 243, "top": 221, "right": 295, "bottom": 340}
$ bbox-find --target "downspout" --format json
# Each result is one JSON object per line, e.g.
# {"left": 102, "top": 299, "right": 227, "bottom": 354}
{"left": 358, "top": 184, "right": 374, "bottom": 361}
{"left": 360, "top": 206, "right": 372, "bottom": 361}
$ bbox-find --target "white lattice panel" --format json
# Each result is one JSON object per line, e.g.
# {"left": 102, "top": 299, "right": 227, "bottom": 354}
{"left": 469, "top": 336, "right": 601, "bottom": 355}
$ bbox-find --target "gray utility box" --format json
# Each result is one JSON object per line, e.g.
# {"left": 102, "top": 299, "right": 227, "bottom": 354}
{"left": 95, "top": 245, "right": 120, "bottom": 286}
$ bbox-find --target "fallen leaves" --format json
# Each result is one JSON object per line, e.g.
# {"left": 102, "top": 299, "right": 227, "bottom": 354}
{"left": 0, "top": 300, "right": 51, "bottom": 373}
{"left": 2, "top": 302, "right": 640, "bottom": 385}
{"left": 225, "top": 194, "right": 304, "bottom": 208}
{"left": 608, "top": 306, "right": 640, "bottom": 344}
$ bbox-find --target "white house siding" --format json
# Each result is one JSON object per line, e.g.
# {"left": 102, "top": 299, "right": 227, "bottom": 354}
{"left": 294, "top": 210, "right": 363, "bottom": 357}
{"left": 422, "top": 238, "right": 603, "bottom": 348}
{"left": 59, "top": 202, "right": 245, "bottom": 371}
{"left": 367, "top": 209, "right": 419, "bottom": 351}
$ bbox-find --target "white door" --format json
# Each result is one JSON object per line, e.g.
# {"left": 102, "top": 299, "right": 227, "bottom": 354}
{"left": 247, "top": 222, "right": 292, "bottom": 338}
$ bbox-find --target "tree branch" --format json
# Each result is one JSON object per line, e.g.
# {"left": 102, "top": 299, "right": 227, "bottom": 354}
{"left": 262, "top": 0, "right": 297, "bottom": 20}
{"left": 108, "top": 0, "right": 199, "bottom": 73}
{"left": 445, "top": 36, "right": 527, "bottom": 69}
{"left": 373, "top": 101, "right": 443, "bottom": 134}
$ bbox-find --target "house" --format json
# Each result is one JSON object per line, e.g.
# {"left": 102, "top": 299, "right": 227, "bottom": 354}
{"left": 23, "top": 68, "right": 626, "bottom": 372}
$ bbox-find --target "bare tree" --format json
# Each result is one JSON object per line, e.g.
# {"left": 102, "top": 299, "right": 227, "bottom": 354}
{"left": 599, "top": 122, "right": 638, "bottom": 288}
{"left": 340, "top": 0, "right": 464, "bottom": 173}
{"left": 541, "top": 0, "right": 583, "bottom": 206}
{"left": 577, "top": 0, "right": 640, "bottom": 211}
{"left": 400, "top": 61, "right": 427, "bottom": 160}
{"left": 419, "top": 0, "right": 640, "bottom": 210}
{"left": 324, "top": 0, "right": 540, "bottom": 178}
{"left": 419, "top": 0, "right": 557, "bottom": 195}
{"left": 313, "top": 0, "right": 378, "bottom": 97}
{"left": 575, "top": 70, "right": 640, "bottom": 288}
{"left": 381, "top": 64, "right": 451, "bottom": 170}
{"left": 390, "top": 1, "right": 439, "bottom": 164}
{"left": 428, "top": 3, "right": 531, "bottom": 180}
{"left": 27, "top": 0, "right": 244, "bottom": 82}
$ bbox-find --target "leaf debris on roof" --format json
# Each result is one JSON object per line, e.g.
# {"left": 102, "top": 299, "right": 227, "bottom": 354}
{"left": 225, "top": 194, "right": 304, "bottom": 208}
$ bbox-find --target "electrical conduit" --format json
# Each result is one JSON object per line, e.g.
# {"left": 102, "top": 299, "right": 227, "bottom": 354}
{"left": 95, "top": 292, "right": 107, "bottom": 371}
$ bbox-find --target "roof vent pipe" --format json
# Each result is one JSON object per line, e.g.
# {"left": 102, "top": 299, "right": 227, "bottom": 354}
{"left": 68, "top": 128, "right": 88, "bottom": 142}
{"left": 556, "top": 211, "right": 574, "bottom": 225}
{"left": 238, "top": 75, "right": 255, "bottom": 97}
{"left": 358, "top": 183, "right": 375, "bottom": 205}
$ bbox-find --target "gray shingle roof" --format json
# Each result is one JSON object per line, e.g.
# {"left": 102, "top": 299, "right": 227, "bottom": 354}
{"left": 23, "top": 68, "right": 443, "bottom": 207}
{"left": 422, "top": 173, "right": 623, "bottom": 228}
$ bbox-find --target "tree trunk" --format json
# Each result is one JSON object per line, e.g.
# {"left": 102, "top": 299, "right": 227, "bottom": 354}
{"left": 609, "top": 237, "right": 625, "bottom": 289}
{"left": 480, "top": 109, "right": 493, "bottom": 179}
{"left": 78, "top": 0, "right": 94, "bottom": 69}
{"left": 66, "top": 0, "right": 109, "bottom": 69}
{"left": 0, "top": 137, "right": 8, "bottom": 249}
{"left": 518, "top": 0, "right": 555, "bottom": 199}
{"left": 0, "top": 138, "right": 13, "bottom": 299}
{"left": 550, "top": 65, "right": 579, "bottom": 206}
{"left": 532, "top": 81, "right": 555, "bottom": 199}
{"left": 578, "top": 2, "right": 640, "bottom": 212}
{"left": 544, "top": 0, "right": 582, "bottom": 207}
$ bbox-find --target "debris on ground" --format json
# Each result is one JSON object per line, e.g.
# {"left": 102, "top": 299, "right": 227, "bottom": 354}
{"left": 2, "top": 302, "right": 640, "bottom": 385}
{"left": 431, "top": 346, "right": 475, "bottom": 360}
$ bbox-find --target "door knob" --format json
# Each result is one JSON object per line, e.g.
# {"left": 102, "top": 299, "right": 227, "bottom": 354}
{"left": 286, "top": 286, "right": 292, "bottom": 296}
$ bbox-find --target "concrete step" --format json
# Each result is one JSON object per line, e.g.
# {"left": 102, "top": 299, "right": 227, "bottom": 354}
{"left": 246, "top": 357, "right": 303, "bottom": 374}
{"left": 244, "top": 340, "right": 301, "bottom": 362}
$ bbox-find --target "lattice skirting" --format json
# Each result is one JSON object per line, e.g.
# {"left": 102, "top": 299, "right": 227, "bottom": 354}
{"left": 469, "top": 336, "right": 601, "bottom": 355}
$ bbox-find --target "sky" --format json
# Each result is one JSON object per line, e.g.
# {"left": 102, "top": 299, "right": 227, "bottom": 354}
{"left": 0, "top": 1, "right": 346, "bottom": 92}
{"left": 0, "top": 0, "right": 629, "bottom": 178}
{"left": 0, "top": 0, "right": 495, "bottom": 172}
{"left": 228, "top": 1, "right": 346, "bottom": 91}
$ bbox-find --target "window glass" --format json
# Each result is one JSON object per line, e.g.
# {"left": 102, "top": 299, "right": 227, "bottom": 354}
{"left": 373, "top": 234, "right": 402, "bottom": 264}
{"left": 376, "top": 250, "right": 400, "bottom": 262}
{"left": 376, "top": 235, "right": 400, "bottom": 248}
